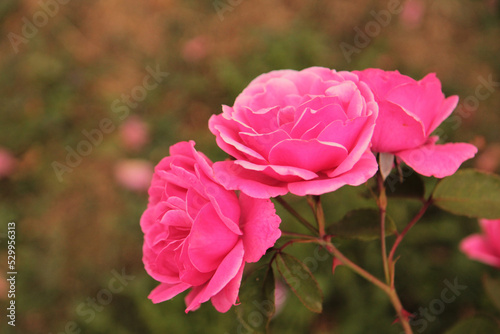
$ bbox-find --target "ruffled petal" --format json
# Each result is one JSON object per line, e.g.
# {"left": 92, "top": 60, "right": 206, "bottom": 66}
{"left": 188, "top": 205, "right": 239, "bottom": 273}
{"left": 213, "top": 161, "right": 288, "bottom": 199}
{"left": 239, "top": 192, "right": 281, "bottom": 263}
{"left": 317, "top": 115, "right": 372, "bottom": 152}
{"left": 239, "top": 129, "right": 291, "bottom": 159}
{"left": 427, "top": 95, "right": 459, "bottom": 135}
{"left": 353, "top": 69, "right": 412, "bottom": 100}
{"left": 290, "top": 101, "right": 347, "bottom": 138}
{"left": 149, "top": 282, "right": 191, "bottom": 304}
{"left": 326, "top": 107, "right": 376, "bottom": 178}
{"left": 369, "top": 101, "right": 426, "bottom": 153}
{"left": 288, "top": 151, "right": 378, "bottom": 196}
{"left": 185, "top": 240, "right": 245, "bottom": 312}
{"left": 235, "top": 159, "right": 319, "bottom": 181}
{"left": 210, "top": 118, "right": 267, "bottom": 162}
{"left": 248, "top": 77, "right": 300, "bottom": 110}
{"left": 396, "top": 139, "right": 477, "bottom": 178}
{"left": 210, "top": 263, "right": 244, "bottom": 312}
{"left": 268, "top": 138, "right": 348, "bottom": 172}
{"left": 386, "top": 73, "right": 444, "bottom": 133}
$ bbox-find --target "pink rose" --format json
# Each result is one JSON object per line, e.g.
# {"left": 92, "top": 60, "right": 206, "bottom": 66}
{"left": 355, "top": 69, "right": 477, "bottom": 178}
{"left": 209, "top": 67, "right": 379, "bottom": 198}
{"left": 141, "top": 141, "right": 281, "bottom": 312}
{"left": 460, "top": 219, "right": 500, "bottom": 268}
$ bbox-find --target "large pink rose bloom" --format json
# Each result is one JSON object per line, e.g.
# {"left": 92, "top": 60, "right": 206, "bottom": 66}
{"left": 460, "top": 219, "right": 500, "bottom": 268}
{"left": 141, "top": 141, "right": 281, "bottom": 312}
{"left": 355, "top": 69, "right": 477, "bottom": 178}
{"left": 209, "top": 67, "right": 379, "bottom": 198}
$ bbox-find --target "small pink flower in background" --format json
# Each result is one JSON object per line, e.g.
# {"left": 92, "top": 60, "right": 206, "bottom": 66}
{"left": 115, "top": 159, "right": 153, "bottom": 192}
{"left": 182, "top": 36, "right": 209, "bottom": 62}
{"left": 0, "top": 148, "right": 16, "bottom": 179}
{"left": 400, "top": 0, "right": 425, "bottom": 29}
{"left": 475, "top": 143, "right": 500, "bottom": 173}
{"left": 274, "top": 281, "right": 288, "bottom": 315}
{"left": 141, "top": 141, "right": 281, "bottom": 312}
{"left": 355, "top": 69, "right": 477, "bottom": 178}
{"left": 460, "top": 219, "right": 500, "bottom": 268}
{"left": 119, "top": 116, "right": 150, "bottom": 152}
{"left": 209, "top": 67, "right": 379, "bottom": 198}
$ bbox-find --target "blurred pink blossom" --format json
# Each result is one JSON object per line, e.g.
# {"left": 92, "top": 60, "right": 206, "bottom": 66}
{"left": 182, "top": 36, "right": 209, "bottom": 62}
{"left": 400, "top": 0, "right": 425, "bottom": 28}
{"left": 119, "top": 116, "right": 150, "bottom": 152}
{"left": 0, "top": 148, "right": 16, "bottom": 178}
{"left": 460, "top": 219, "right": 500, "bottom": 268}
{"left": 274, "top": 281, "right": 288, "bottom": 315}
{"left": 114, "top": 159, "right": 153, "bottom": 192}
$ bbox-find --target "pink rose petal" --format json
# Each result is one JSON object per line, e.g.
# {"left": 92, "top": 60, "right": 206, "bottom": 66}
{"left": 149, "top": 282, "right": 191, "bottom": 304}
{"left": 239, "top": 192, "right": 282, "bottom": 263}
{"left": 396, "top": 139, "right": 477, "bottom": 178}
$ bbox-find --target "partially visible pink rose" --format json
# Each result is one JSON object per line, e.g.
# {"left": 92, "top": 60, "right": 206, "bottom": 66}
{"left": 460, "top": 219, "right": 500, "bottom": 268}
{"left": 114, "top": 159, "right": 153, "bottom": 192}
{"left": 141, "top": 141, "right": 281, "bottom": 312}
{"left": 355, "top": 69, "right": 477, "bottom": 178}
{"left": 120, "top": 116, "right": 150, "bottom": 151}
{"left": 209, "top": 67, "right": 379, "bottom": 198}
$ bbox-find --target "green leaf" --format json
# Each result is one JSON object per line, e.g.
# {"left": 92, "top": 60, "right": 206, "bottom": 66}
{"left": 433, "top": 169, "right": 500, "bottom": 219}
{"left": 483, "top": 274, "right": 500, "bottom": 313}
{"left": 325, "top": 208, "right": 397, "bottom": 240}
{"left": 275, "top": 253, "right": 323, "bottom": 313}
{"left": 445, "top": 317, "right": 500, "bottom": 334}
{"left": 235, "top": 265, "right": 275, "bottom": 334}
{"left": 385, "top": 170, "right": 425, "bottom": 199}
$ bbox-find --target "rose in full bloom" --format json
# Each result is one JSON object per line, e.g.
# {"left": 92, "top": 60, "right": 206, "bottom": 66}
{"left": 141, "top": 141, "right": 281, "bottom": 312}
{"left": 460, "top": 219, "right": 500, "bottom": 268}
{"left": 355, "top": 69, "right": 477, "bottom": 178}
{"left": 209, "top": 67, "right": 379, "bottom": 198}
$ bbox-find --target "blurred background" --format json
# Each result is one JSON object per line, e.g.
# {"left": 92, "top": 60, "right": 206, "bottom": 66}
{"left": 1, "top": 0, "right": 499, "bottom": 333}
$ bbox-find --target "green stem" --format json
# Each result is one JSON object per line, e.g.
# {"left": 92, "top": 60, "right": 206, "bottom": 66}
{"left": 323, "top": 240, "right": 413, "bottom": 334}
{"left": 307, "top": 195, "right": 326, "bottom": 238}
{"left": 322, "top": 240, "right": 390, "bottom": 294}
{"left": 275, "top": 196, "right": 318, "bottom": 234}
{"left": 280, "top": 231, "right": 318, "bottom": 239}
{"left": 388, "top": 197, "right": 433, "bottom": 270}
{"left": 377, "top": 172, "right": 390, "bottom": 285}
